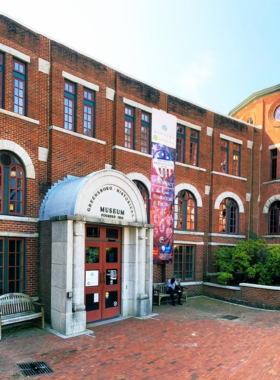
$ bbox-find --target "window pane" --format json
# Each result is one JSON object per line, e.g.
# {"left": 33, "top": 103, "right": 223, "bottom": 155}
{"left": 9, "top": 253, "right": 15, "bottom": 266}
{"left": 125, "top": 121, "right": 133, "bottom": 148}
{"left": 219, "top": 201, "right": 227, "bottom": 233}
{"left": 106, "top": 229, "right": 118, "bottom": 239}
{"left": 186, "top": 199, "right": 196, "bottom": 230}
{"left": 176, "top": 137, "right": 184, "bottom": 162}
{"left": 141, "top": 126, "right": 149, "bottom": 153}
{"left": 9, "top": 166, "right": 24, "bottom": 215}
{"left": 13, "top": 77, "right": 25, "bottom": 115}
{"left": 86, "top": 227, "right": 100, "bottom": 238}
{"left": 174, "top": 197, "right": 183, "bottom": 229}
{"left": 190, "top": 141, "right": 197, "bottom": 166}
{"left": 271, "top": 149, "right": 277, "bottom": 180}
{"left": 64, "top": 96, "right": 74, "bottom": 130}
{"left": 269, "top": 202, "right": 280, "bottom": 234}
{"left": 83, "top": 103, "right": 94, "bottom": 136}
{"left": 125, "top": 107, "right": 134, "bottom": 149}
{"left": 185, "top": 246, "right": 194, "bottom": 280}
{"left": 86, "top": 247, "right": 99, "bottom": 263}
{"left": 221, "top": 150, "right": 228, "bottom": 173}
{"left": 134, "top": 181, "right": 149, "bottom": 222}
{"left": 191, "top": 130, "right": 198, "bottom": 138}
{"left": 233, "top": 154, "right": 240, "bottom": 176}
{"left": 8, "top": 238, "right": 24, "bottom": 293}
{"left": 105, "top": 290, "right": 118, "bottom": 309}
{"left": 106, "top": 247, "right": 118, "bottom": 263}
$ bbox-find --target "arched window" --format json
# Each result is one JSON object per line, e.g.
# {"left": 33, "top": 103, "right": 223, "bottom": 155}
{"left": 0, "top": 151, "right": 25, "bottom": 216}
{"left": 133, "top": 180, "right": 149, "bottom": 222}
{"left": 219, "top": 198, "right": 238, "bottom": 234}
{"left": 174, "top": 190, "right": 196, "bottom": 231}
{"left": 268, "top": 201, "right": 280, "bottom": 234}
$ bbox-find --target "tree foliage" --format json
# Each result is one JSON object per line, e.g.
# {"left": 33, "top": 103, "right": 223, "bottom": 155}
{"left": 213, "top": 238, "right": 280, "bottom": 286}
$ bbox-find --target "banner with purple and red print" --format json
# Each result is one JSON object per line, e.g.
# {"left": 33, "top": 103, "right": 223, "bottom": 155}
{"left": 151, "top": 109, "right": 177, "bottom": 264}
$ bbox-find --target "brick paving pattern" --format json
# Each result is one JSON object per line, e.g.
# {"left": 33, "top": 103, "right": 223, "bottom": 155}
{"left": 1, "top": 297, "right": 280, "bottom": 379}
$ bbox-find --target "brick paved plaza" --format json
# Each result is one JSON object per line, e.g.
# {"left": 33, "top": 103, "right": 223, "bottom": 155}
{"left": 1, "top": 297, "right": 280, "bottom": 379}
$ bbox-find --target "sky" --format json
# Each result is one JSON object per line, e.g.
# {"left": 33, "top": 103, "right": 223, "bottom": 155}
{"left": 1, "top": 0, "right": 279, "bottom": 116}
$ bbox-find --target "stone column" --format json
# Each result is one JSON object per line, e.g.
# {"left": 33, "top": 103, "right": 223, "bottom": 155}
{"left": 51, "top": 220, "right": 74, "bottom": 335}
{"left": 72, "top": 221, "right": 86, "bottom": 312}
{"left": 71, "top": 221, "right": 86, "bottom": 333}
{"left": 146, "top": 227, "right": 153, "bottom": 313}
{"left": 121, "top": 226, "right": 153, "bottom": 318}
{"left": 121, "top": 226, "right": 136, "bottom": 316}
{"left": 136, "top": 227, "right": 152, "bottom": 317}
{"left": 51, "top": 220, "right": 86, "bottom": 336}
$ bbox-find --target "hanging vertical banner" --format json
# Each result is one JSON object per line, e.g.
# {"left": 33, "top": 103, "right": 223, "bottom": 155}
{"left": 151, "top": 109, "right": 177, "bottom": 264}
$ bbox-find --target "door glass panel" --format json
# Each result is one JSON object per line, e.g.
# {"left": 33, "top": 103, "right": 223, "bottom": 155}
{"left": 106, "top": 229, "right": 118, "bottom": 239}
{"left": 105, "top": 290, "right": 118, "bottom": 309}
{"left": 106, "top": 247, "right": 118, "bottom": 263}
{"left": 106, "top": 269, "right": 118, "bottom": 285}
{"left": 86, "top": 227, "right": 100, "bottom": 238}
{"left": 86, "top": 293, "right": 99, "bottom": 311}
{"left": 86, "top": 247, "right": 99, "bottom": 263}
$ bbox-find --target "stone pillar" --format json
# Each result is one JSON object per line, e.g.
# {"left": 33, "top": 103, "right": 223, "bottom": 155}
{"left": 121, "top": 226, "right": 153, "bottom": 318}
{"left": 51, "top": 220, "right": 86, "bottom": 336}
{"left": 121, "top": 226, "right": 136, "bottom": 317}
{"left": 51, "top": 220, "right": 74, "bottom": 335}
{"left": 73, "top": 221, "right": 86, "bottom": 312}
{"left": 136, "top": 227, "right": 152, "bottom": 317}
{"left": 146, "top": 227, "right": 153, "bottom": 313}
{"left": 72, "top": 221, "right": 86, "bottom": 331}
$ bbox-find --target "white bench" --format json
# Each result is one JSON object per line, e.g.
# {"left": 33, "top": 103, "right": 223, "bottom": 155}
{"left": 0, "top": 293, "right": 45, "bottom": 340}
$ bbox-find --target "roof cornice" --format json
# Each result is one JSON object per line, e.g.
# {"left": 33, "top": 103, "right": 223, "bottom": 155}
{"left": 229, "top": 84, "right": 280, "bottom": 116}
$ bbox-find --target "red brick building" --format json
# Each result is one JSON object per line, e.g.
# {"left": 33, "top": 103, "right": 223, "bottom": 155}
{"left": 0, "top": 14, "right": 269, "bottom": 334}
{"left": 229, "top": 85, "right": 280, "bottom": 243}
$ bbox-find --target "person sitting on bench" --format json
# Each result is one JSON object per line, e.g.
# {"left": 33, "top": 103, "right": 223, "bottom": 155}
{"left": 167, "top": 278, "right": 183, "bottom": 306}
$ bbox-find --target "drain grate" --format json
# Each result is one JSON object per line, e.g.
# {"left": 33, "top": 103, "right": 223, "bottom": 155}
{"left": 17, "top": 361, "right": 53, "bottom": 377}
{"left": 220, "top": 315, "right": 239, "bottom": 320}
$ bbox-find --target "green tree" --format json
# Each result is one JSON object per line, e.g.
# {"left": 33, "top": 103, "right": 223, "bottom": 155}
{"left": 213, "top": 238, "right": 268, "bottom": 285}
{"left": 258, "top": 245, "right": 280, "bottom": 285}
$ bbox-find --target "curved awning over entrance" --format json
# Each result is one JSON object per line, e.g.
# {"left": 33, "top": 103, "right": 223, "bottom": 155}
{"left": 39, "top": 169, "right": 148, "bottom": 224}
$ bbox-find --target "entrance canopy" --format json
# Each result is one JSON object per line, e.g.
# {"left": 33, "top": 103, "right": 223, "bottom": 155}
{"left": 39, "top": 169, "right": 148, "bottom": 224}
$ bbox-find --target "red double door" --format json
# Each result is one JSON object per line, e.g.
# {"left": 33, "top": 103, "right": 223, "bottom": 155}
{"left": 85, "top": 226, "right": 121, "bottom": 322}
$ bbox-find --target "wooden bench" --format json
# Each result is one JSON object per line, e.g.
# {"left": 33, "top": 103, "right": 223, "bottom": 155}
{"left": 0, "top": 293, "right": 45, "bottom": 340}
{"left": 153, "top": 282, "right": 188, "bottom": 306}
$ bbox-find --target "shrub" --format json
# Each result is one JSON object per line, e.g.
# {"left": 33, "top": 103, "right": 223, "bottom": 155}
{"left": 217, "top": 272, "right": 233, "bottom": 285}
{"left": 258, "top": 245, "right": 280, "bottom": 285}
{"left": 213, "top": 238, "right": 269, "bottom": 285}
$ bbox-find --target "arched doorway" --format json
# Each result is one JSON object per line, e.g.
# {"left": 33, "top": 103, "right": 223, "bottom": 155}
{"left": 39, "top": 169, "right": 153, "bottom": 335}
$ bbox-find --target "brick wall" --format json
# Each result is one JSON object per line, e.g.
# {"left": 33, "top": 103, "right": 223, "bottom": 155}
{"left": 203, "top": 283, "right": 280, "bottom": 310}
{"left": 38, "top": 220, "right": 52, "bottom": 322}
